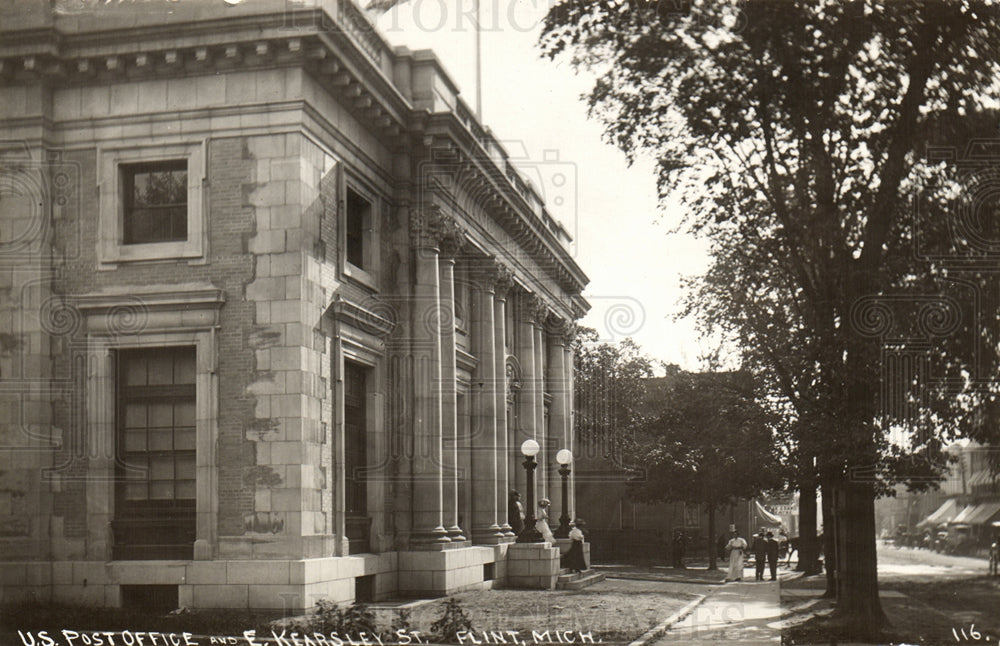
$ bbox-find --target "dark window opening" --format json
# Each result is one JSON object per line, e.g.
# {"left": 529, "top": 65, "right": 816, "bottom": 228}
{"left": 122, "top": 160, "right": 188, "bottom": 244}
{"left": 483, "top": 562, "right": 495, "bottom": 581}
{"left": 113, "top": 347, "right": 196, "bottom": 560}
{"left": 345, "top": 361, "right": 370, "bottom": 554}
{"left": 346, "top": 187, "right": 370, "bottom": 269}
{"left": 355, "top": 575, "right": 375, "bottom": 603}
{"left": 121, "top": 585, "right": 179, "bottom": 611}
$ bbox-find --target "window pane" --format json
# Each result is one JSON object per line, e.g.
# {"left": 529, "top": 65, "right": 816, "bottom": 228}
{"left": 346, "top": 188, "right": 369, "bottom": 268}
{"left": 125, "top": 404, "right": 146, "bottom": 429}
{"left": 175, "top": 481, "right": 196, "bottom": 500}
{"left": 176, "top": 455, "right": 196, "bottom": 480}
{"left": 175, "top": 428, "right": 196, "bottom": 451}
{"left": 149, "top": 403, "right": 172, "bottom": 428}
{"left": 132, "top": 168, "right": 187, "bottom": 207}
{"left": 125, "top": 483, "right": 147, "bottom": 501}
{"left": 150, "top": 429, "right": 172, "bottom": 451}
{"left": 149, "top": 481, "right": 174, "bottom": 500}
{"left": 147, "top": 355, "right": 173, "bottom": 385}
{"left": 174, "top": 354, "right": 196, "bottom": 385}
{"left": 124, "top": 430, "right": 146, "bottom": 452}
{"left": 150, "top": 457, "right": 173, "bottom": 480}
{"left": 124, "top": 459, "right": 147, "bottom": 479}
{"left": 123, "top": 162, "right": 187, "bottom": 245}
{"left": 125, "top": 355, "right": 147, "bottom": 386}
{"left": 174, "top": 401, "right": 195, "bottom": 427}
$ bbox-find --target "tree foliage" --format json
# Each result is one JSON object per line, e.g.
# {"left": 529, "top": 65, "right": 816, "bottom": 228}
{"left": 625, "top": 370, "right": 784, "bottom": 510}
{"left": 542, "top": 0, "right": 1000, "bottom": 637}
{"left": 573, "top": 326, "right": 657, "bottom": 468}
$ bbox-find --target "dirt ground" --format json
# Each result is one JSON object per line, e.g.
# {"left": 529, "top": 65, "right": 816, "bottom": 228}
{"left": 781, "top": 571, "right": 1000, "bottom": 645}
{"left": 373, "top": 576, "right": 704, "bottom": 643}
{"left": 1, "top": 571, "right": 709, "bottom": 645}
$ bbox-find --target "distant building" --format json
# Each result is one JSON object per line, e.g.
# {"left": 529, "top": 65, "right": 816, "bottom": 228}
{"left": 574, "top": 375, "right": 752, "bottom": 562}
{"left": 0, "top": 0, "right": 589, "bottom": 610}
{"left": 879, "top": 441, "right": 1000, "bottom": 552}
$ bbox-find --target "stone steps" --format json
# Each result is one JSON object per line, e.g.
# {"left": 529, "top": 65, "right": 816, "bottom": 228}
{"left": 555, "top": 568, "right": 605, "bottom": 590}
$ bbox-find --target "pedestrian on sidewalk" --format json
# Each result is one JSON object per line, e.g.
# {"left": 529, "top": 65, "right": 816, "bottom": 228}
{"left": 990, "top": 539, "right": 998, "bottom": 576}
{"left": 672, "top": 529, "right": 687, "bottom": 569}
{"left": 724, "top": 525, "right": 747, "bottom": 582}
{"left": 765, "top": 531, "right": 780, "bottom": 581}
{"left": 752, "top": 529, "right": 767, "bottom": 581}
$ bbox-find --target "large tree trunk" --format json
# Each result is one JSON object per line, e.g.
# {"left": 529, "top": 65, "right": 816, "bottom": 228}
{"left": 797, "top": 466, "right": 821, "bottom": 575}
{"left": 832, "top": 478, "right": 887, "bottom": 638}
{"left": 707, "top": 505, "right": 717, "bottom": 570}
{"left": 821, "top": 476, "right": 837, "bottom": 598}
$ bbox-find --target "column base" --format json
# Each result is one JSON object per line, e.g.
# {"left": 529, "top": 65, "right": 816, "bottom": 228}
{"left": 471, "top": 524, "right": 506, "bottom": 544}
{"left": 446, "top": 525, "right": 467, "bottom": 541}
{"left": 409, "top": 525, "right": 451, "bottom": 549}
{"left": 500, "top": 523, "right": 516, "bottom": 538}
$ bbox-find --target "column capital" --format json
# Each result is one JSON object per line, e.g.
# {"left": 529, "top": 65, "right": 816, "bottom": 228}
{"left": 470, "top": 257, "right": 515, "bottom": 294}
{"left": 520, "top": 293, "right": 550, "bottom": 327}
{"left": 544, "top": 314, "right": 575, "bottom": 345}
{"left": 409, "top": 205, "right": 465, "bottom": 253}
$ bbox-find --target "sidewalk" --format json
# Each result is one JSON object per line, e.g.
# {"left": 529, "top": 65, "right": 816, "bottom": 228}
{"left": 645, "top": 569, "right": 787, "bottom": 646}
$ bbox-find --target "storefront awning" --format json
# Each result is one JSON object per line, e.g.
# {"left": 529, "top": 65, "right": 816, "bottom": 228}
{"left": 965, "top": 502, "right": 1000, "bottom": 525}
{"left": 754, "top": 500, "right": 783, "bottom": 525}
{"left": 950, "top": 504, "right": 977, "bottom": 525}
{"left": 917, "top": 499, "right": 959, "bottom": 528}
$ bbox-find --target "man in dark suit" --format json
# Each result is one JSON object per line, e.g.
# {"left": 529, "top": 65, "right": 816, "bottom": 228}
{"left": 766, "top": 531, "right": 780, "bottom": 581}
{"left": 752, "top": 529, "right": 767, "bottom": 581}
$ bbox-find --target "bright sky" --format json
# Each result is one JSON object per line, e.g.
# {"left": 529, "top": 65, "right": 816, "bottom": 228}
{"left": 371, "top": 0, "right": 712, "bottom": 369}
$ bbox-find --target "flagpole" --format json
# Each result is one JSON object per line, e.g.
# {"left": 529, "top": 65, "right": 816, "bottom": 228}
{"left": 474, "top": 0, "right": 482, "bottom": 120}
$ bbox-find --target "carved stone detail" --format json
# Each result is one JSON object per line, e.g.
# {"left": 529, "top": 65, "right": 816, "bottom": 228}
{"left": 544, "top": 313, "right": 575, "bottom": 345}
{"left": 469, "top": 256, "right": 515, "bottom": 295}
{"left": 409, "top": 204, "right": 465, "bottom": 254}
{"left": 505, "top": 355, "right": 522, "bottom": 407}
{"left": 520, "top": 293, "right": 549, "bottom": 326}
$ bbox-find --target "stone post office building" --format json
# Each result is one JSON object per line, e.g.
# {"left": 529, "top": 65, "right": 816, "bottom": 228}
{"left": 0, "top": 0, "right": 589, "bottom": 610}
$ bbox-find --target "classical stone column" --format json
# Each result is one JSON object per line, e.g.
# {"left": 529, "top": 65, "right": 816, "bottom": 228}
{"left": 439, "top": 250, "right": 466, "bottom": 542}
{"left": 533, "top": 320, "right": 547, "bottom": 502}
{"left": 516, "top": 293, "right": 539, "bottom": 501}
{"left": 546, "top": 317, "right": 569, "bottom": 524}
{"left": 494, "top": 271, "right": 515, "bottom": 537}
{"left": 408, "top": 208, "right": 451, "bottom": 546}
{"left": 469, "top": 259, "right": 505, "bottom": 543}
{"left": 563, "top": 327, "right": 577, "bottom": 522}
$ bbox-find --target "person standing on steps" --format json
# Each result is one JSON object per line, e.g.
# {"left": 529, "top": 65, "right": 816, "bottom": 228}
{"left": 562, "top": 519, "right": 588, "bottom": 573}
{"left": 724, "top": 525, "right": 747, "bottom": 582}
{"left": 508, "top": 490, "right": 524, "bottom": 535}
{"left": 766, "top": 531, "right": 780, "bottom": 581}
{"left": 537, "top": 497, "right": 556, "bottom": 543}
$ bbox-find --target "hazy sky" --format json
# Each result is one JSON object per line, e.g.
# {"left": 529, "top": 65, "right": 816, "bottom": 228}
{"left": 370, "top": 0, "right": 712, "bottom": 370}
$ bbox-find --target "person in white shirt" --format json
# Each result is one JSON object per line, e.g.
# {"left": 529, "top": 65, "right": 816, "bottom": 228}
{"left": 536, "top": 498, "right": 555, "bottom": 543}
{"left": 725, "top": 527, "right": 748, "bottom": 582}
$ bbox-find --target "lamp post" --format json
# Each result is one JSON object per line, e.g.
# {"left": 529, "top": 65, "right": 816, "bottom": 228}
{"left": 517, "top": 439, "right": 544, "bottom": 543}
{"left": 554, "top": 449, "right": 573, "bottom": 538}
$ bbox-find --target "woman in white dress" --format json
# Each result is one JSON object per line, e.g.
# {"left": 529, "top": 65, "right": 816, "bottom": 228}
{"left": 725, "top": 528, "right": 748, "bottom": 582}
{"left": 536, "top": 498, "right": 556, "bottom": 543}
